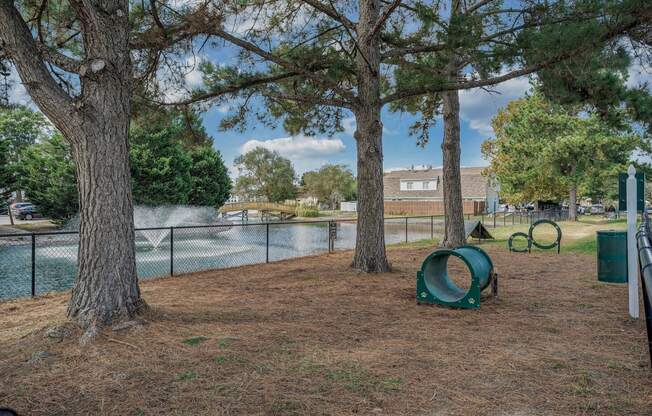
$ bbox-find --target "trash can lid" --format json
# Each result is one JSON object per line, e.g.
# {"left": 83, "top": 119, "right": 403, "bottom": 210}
{"left": 596, "top": 229, "right": 626, "bottom": 235}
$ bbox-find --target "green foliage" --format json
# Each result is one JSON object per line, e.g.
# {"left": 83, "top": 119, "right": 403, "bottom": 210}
{"left": 301, "top": 164, "right": 356, "bottom": 209}
{"left": 0, "top": 137, "right": 15, "bottom": 204}
{"left": 234, "top": 148, "right": 297, "bottom": 203}
{"left": 130, "top": 125, "right": 194, "bottom": 206}
{"left": 187, "top": 146, "right": 232, "bottom": 207}
{"left": 0, "top": 106, "right": 50, "bottom": 200}
{"left": 295, "top": 204, "right": 319, "bottom": 217}
{"left": 16, "top": 134, "right": 78, "bottom": 223}
{"left": 0, "top": 106, "right": 50, "bottom": 159}
{"left": 14, "top": 116, "right": 232, "bottom": 221}
{"left": 482, "top": 94, "right": 642, "bottom": 204}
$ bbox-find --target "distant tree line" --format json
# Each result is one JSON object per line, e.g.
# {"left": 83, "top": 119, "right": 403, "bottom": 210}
{"left": 233, "top": 147, "right": 356, "bottom": 209}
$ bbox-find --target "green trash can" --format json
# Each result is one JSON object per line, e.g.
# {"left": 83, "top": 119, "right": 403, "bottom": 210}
{"left": 596, "top": 230, "right": 628, "bottom": 283}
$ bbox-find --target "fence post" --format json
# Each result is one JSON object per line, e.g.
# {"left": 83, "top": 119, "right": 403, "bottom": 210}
{"left": 493, "top": 212, "right": 496, "bottom": 228}
{"left": 405, "top": 217, "right": 408, "bottom": 243}
{"left": 430, "top": 216, "right": 434, "bottom": 240}
{"left": 170, "top": 227, "right": 174, "bottom": 276}
{"left": 31, "top": 233, "right": 36, "bottom": 297}
{"left": 266, "top": 223, "right": 270, "bottom": 263}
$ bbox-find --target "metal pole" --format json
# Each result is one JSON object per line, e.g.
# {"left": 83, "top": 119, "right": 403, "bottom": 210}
{"left": 493, "top": 212, "right": 496, "bottom": 228}
{"left": 430, "top": 216, "right": 434, "bottom": 240}
{"left": 405, "top": 217, "right": 408, "bottom": 243}
{"left": 627, "top": 165, "right": 639, "bottom": 318}
{"left": 266, "top": 223, "right": 270, "bottom": 263}
{"left": 170, "top": 227, "right": 174, "bottom": 276}
{"left": 31, "top": 234, "right": 35, "bottom": 297}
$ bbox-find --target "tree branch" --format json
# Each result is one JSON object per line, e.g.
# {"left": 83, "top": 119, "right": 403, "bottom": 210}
{"left": 212, "top": 28, "right": 356, "bottom": 102}
{"left": 299, "top": 0, "right": 357, "bottom": 31}
{"left": 35, "top": 43, "right": 82, "bottom": 73}
{"left": 382, "top": 15, "right": 650, "bottom": 104}
{"left": 0, "top": 0, "right": 78, "bottom": 131}
{"left": 157, "top": 71, "right": 302, "bottom": 106}
{"left": 367, "top": 0, "right": 402, "bottom": 42}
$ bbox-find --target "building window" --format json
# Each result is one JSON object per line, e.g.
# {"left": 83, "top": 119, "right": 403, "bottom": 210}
{"left": 406, "top": 181, "right": 413, "bottom": 190}
{"left": 399, "top": 179, "right": 437, "bottom": 191}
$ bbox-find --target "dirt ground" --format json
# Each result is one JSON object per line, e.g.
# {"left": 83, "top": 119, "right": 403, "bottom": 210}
{"left": 0, "top": 245, "right": 650, "bottom": 416}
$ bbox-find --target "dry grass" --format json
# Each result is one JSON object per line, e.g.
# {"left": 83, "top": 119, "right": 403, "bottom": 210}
{"left": 0, "top": 245, "right": 650, "bottom": 416}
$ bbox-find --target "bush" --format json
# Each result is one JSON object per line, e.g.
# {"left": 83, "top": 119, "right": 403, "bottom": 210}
{"left": 296, "top": 204, "right": 319, "bottom": 217}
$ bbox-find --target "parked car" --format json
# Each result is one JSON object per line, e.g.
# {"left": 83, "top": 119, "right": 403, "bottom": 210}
{"left": 15, "top": 205, "right": 42, "bottom": 220}
{"left": 10, "top": 202, "right": 34, "bottom": 216}
{"left": 0, "top": 205, "right": 7, "bottom": 215}
{"left": 587, "top": 204, "right": 605, "bottom": 215}
{"left": 576, "top": 205, "right": 586, "bottom": 215}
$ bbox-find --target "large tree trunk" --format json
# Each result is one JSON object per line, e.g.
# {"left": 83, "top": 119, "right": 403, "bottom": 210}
{"left": 352, "top": 0, "right": 389, "bottom": 272}
{"left": 441, "top": 79, "right": 466, "bottom": 248}
{"left": 568, "top": 184, "right": 578, "bottom": 221}
{"left": 0, "top": 0, "right": 145, "bottom": 333}
{"left": 65, "top": 1, "right": 145, "bottom": 330}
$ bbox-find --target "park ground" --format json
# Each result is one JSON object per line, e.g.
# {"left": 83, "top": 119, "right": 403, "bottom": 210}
{"left": 1, "top": 219, "right": 651, "bottom": 415}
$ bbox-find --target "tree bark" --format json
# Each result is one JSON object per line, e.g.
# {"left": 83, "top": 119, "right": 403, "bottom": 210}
{"left": 0, "top": 0, "right": 145, "bottom": 332}
{"left": 568, "top": 184, "right": 577, "bottom": 221}
{"left": 352, "top": 0, "right": 390, "bottom": 272}
{"left": 65, "top": 0, "right": 145, "bottom": 329}
{"left": 440, "top": 0, "right": 466, "bottom": 248}
{"left": 440, "top": 73, "right": 466, "bottom": 247}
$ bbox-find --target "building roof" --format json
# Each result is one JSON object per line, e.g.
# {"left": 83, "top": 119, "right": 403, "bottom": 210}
{"left": 383, "top": 167, "right": 489, "bottom": 200}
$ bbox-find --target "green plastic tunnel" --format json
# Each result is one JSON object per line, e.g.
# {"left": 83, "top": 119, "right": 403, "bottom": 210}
{"left": 417, "top": 245, "right": 494, "bottom": 307}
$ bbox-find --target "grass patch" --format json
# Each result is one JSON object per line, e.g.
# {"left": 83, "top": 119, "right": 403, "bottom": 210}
{"left": 175, "top": 371, "right": 197, "bottom": 381}
{"left": 182, "top": 336, "right": 208, "bottom": 346}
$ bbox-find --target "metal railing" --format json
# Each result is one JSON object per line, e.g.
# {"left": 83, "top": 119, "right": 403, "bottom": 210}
{"left": 0, "top": 211, "right": 565, "bottom": 301}
{"left": 636, "top": 209, "right": 652, "bottom": 367}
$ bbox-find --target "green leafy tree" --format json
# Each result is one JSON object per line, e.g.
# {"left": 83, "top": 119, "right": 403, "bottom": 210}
{"left": 187, "top": 146, "right": 232, "bottom": 207}
{"left": 16, "top": 134, "right": 78, "bottom": 223}
{"left": 129, "top": 125, "right": 193, "bottom": 206}
{"left": 234, "top": 148, "right": 297, "bottom": 203}
{"left": 302, "top": 164, "right": 356, "bottom": 209}
{"left": 0, "top": 106, "right": 50, "bottom": 201}
{"left": 0, "top": 137, "right": 13, "bottom": 213}
{"left": 482, "top": 94, "right": 642, "bottom": 220}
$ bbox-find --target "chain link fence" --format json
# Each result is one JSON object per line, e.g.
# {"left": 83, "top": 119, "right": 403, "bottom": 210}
{"left": 0, "top": 211, "right": 569, "bottom": 301}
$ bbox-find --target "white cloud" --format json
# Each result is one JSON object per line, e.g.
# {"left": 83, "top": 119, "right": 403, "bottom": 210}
{"left": 459, "top": 76, "right": 531, "bottom": 137}
{"left": 240, "top": 134, "right": 346, "bottom": 159}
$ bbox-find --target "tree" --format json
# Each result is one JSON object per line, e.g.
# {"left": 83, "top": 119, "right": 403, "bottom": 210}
{"left": 16, "top": 134, "right": 78, "bottom": 223}
{"left": 0, "top": 105, "right": 50, "bottom": 201}
{"left": 0, "top": 0, "right": 233, "bottom": 333}
{"left": 15, "top": 122, "right": 232, "bottom": 221}
{"left": 130, "top": 124, "right": 193, "bottom": 206}
{"left": 0, "top": 137, "right": 13, "bottom": 214}
{"left": 387, "top": 0, "right": 650, "bottom": 246}
{"left": 482, "top": 94, "right": 642, "bottom": 220}
{"left": 234, "top": 148, "right": 297, "bottom": 203}
{"left": 188, "top": 146, "right": 232, "bottom": 207}
{"left": 302, "top": 164, "right": 356, "bottom": 209}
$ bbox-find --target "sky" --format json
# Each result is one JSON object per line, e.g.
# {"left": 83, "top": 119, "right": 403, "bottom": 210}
{"left": 7, "top": 50, "right": 651, "bottom": 179}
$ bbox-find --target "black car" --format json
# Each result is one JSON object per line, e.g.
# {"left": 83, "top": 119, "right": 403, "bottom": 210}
{"left": 16, "top": 205, "right": 42, "bottom": 220}
{"left": 0, "top": 206, "right": 7, "bottom": 215}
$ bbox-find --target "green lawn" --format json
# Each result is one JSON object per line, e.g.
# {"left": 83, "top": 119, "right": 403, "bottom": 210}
{"left": 396, "top": 217, "right": 627, "bottom": 255}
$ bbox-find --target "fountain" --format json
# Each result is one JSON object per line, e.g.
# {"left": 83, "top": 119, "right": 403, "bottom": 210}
{"left": 65, "top": 205, "right": 231, "bottom": 249}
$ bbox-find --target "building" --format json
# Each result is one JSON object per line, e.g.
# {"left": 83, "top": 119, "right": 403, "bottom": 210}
{"left": 383, "top": 166, "right": 499, "bottom": 215}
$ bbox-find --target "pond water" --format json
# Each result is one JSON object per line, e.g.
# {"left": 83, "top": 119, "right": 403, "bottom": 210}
{"left": 0, "top": 218, "right": 440, "bottom": 300}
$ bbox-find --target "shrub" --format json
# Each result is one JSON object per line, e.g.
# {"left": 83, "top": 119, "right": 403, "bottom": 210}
{"left": 296, "top": 204, "right": 319, "bottom": 217}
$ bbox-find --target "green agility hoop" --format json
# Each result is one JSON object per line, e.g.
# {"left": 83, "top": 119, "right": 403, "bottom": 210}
{"left": 528, "top": 219, "right": 562, "bottom": 253}
{"left": 508, "top": 232, "right": 531, "bottom": 253}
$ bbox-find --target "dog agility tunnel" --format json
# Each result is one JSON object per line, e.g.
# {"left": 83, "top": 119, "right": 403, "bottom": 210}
{"left": 416, "top": 245, "right": 495, "bottom": 309}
